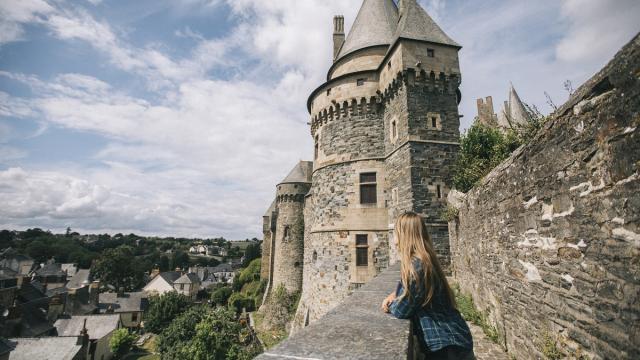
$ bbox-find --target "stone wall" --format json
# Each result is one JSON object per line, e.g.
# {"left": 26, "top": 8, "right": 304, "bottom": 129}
{"left": 448, "top": 36, "right": 640, "bottom": 360}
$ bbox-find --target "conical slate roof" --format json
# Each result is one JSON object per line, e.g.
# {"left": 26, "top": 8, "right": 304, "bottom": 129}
{"left": 263, "top": 199, "right": 276, "bottom": 217}
{"left": 497, "top": 84, "right": 531, "bottom": 128}
{"left": 394, "top": 0, "right": 460, "bottom": 48}
{"left": 337, "top": 0, "right": 399, "bottom": 59}
{"left": 279, "top": 161, "right": 313, "bottom": 184}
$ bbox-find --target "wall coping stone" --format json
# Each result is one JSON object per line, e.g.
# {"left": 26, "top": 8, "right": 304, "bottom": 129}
{"left": 257, "top": 264, "right": 411, "bottom": 360}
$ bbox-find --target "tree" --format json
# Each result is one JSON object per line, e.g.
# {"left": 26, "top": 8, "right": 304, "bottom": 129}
{"left": 93, "top": 246, "right": 145, "bottom": 291}
{"left": 210, "top": 287, "right": 233, "bottom": 306}
{"left": 145, "top": 292, "right": 191, "bottom": 334}
{"left": 242, "top": 244, "right": 261, "bottom": 266}
{"left": 109, "top": 328, "right": 137, "bottom": 359}
{"left": 177, "top": 307, "right": 261, "bottom": 360}
{"left": 156, "top": 306, "right": 209, "bottom": 359}
{"left": 159, "top": 255, "right": 170, "bottom": 272}
{"left": 228, "top": 292, "right": 255, "bottom": 313}
{"left": 237, "top": 258, "right": 261, "bottom": 286}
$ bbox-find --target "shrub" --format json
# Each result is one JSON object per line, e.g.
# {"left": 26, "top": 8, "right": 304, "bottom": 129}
{"left": 109, "top": 328, "right": 137, "bottom": 359}
{"left": 211, "top": 286, "right": 233, "bottom": 306}
{"left": 229, "top": 292, "right": 256, "bottom": 313}
{"left": 156, "top": 306, "right": 209, "bottom": 360}
{"left": 144, "top": 292, "right": 191, "bottom": 334}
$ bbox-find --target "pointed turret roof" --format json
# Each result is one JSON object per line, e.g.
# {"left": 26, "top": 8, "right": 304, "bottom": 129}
{"left": 279, "top": 161, "right": 313, "bottom": 184}
{"left": 337, "top": 0, "right": 399, "bottom": 60}
{"left": 497, "top": 84, "right": 531, "bottom": 128}
{"left": 394, "top": 0, "right": 460, "bottom": 48}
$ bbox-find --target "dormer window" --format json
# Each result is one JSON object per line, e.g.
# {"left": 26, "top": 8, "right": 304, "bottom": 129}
{"left": 357, "top": 78, "right": 365, "bottom": 86}
{"left": 427, "top": 49, "right": 435, "bottom": 57}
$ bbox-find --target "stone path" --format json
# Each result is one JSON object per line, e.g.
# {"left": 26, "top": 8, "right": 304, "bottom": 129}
{"left": 468, "top": 322, "right": 510, "bottom": 360}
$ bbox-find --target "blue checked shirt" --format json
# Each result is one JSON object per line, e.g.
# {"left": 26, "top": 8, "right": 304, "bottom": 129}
{"left": 389, "top": 261, "right": 473, "bottom": 353}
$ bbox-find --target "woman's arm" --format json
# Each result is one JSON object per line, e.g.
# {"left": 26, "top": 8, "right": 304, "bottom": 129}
{"left": 388, "top": 282, "right": 419, "bottom": 319}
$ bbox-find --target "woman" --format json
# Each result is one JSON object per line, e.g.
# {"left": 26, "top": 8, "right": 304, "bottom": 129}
{"left": 382, "top": 212, "right": 474, "bottom": 360}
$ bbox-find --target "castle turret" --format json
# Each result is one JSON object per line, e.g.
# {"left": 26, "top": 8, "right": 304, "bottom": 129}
{"left": 296, "top": 0, "right": 462, "bottom": 328}
{"left": 261, "top": 200, "right": 276, "bottom": 281}
{"left": 270, "top": 161, "right": 312, "bottom": 293}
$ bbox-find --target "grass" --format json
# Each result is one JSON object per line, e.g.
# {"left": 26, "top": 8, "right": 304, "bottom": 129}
{"left": 452, "top": 284, "right": 502, "bottom": 345}
{"left": 253, "top": 312, "right": 288, "bottom": 349}
{"left": 541, "top": 331, "right": 562, "bottom": 360}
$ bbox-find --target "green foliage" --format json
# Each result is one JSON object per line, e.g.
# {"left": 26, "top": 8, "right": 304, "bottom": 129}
{"left": 452, "top": 285, "right": 502, "bottom": 346}
{"left": 228, "top": 292, "right": 256, "bottom": 313}
{"left": 440, "top": 206, "right": 460, "bottom": 222}
{"left": 242, "top": 243, "right": 261, "bottom": 266}
{"left": 145, "top": 292, "right": 191, "bottom": 334}
{"left": 454, "top": 104, "right": 548, "bottom": 193}
{"left": 210, "top": 287, "right": 233, "bottom": 306}
{"left": 156, "top": 306, "right": 209, "bottom": 359}
{"left": 109, "top": 328, "right": 137, "bottom": 359}
{"left": 93, "top": 245, "right": 146, "bottom": 291}
{"left": 158, "top": 307, "right": 261, "bottom": 360}
{"left": 237, "top": 258, "right": 261, "bottom": 286}
{"left": 453, "top": 124, "right": 521, "bottom": 193}
{"left": 541, "top": 331, "right": 562, "bottom": 360}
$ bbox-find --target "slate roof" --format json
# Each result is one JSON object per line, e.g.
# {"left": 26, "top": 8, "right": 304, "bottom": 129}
{"left": 174, "top": 273, "right": 201, "bottom": 285}
{"left": 8, "top": 337, "right": 83, "bottom": 360}
{"left": 337, "top": 0, "right": 399, "bottom": 59}
{"left": 158, "top": 271, "right": 182, "bottom": 284}
{"left": 35, "top": 263, "right": 66, "bottom": 277}
{"left": 61, "top": 264, "right": 78, "bottom": 278}
{"left": 17, "top": 282, "right": 47, "bottom": 303}
{"left": 66, "top": 269, "right": 91, "bottom": 290}
{"left": 393, "top": 0, "right": 460, "bottom": 48}
{"left": 99, "top": 292, "right": 148, "bottom": 313}
{"left": 55, "top": 315, "right": 120, "bottom": 340}
{"left": 0, "top": 267, "right": 18, "bottom": 281}
{"left": 210, "top": 263, "right": 234, "bottom": 273}
{"left": 279, "top": 161, "right": 313, "bottom": 184}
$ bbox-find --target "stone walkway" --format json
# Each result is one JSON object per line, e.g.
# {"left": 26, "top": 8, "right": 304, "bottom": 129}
{"left": 468, "top": 322, "right": 510, "bottom": 360}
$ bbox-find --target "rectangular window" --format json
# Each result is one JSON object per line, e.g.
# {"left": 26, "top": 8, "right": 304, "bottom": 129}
{"left": 437, "top": 185, "right": 442, "bottom": 199}
{"left": 326, "top": 88, "right": 331, "bottom": 95}
{"left": 432, "top": 117, "right": 437, "bottom": 128}
{"left": 392, "top": 120, "right": 397, "bottom": 140}
{"left": 314, "top": 136, "right": 319, "bottom": 159}
{"left": 356, "top": 235, "right": 368, "bottom": 267}
{"left": 427, "top": 49, "right": 435, "bottom": 57}
{"left": 357, "top": 78, "right": 365, "bottom": 86}
{"left": 359, "top": 173, "right": 377, "bottom": 204}
{"left": 283, "top": 225, "right": 290, "bottom": 240}
{"left": 132, "top": 313, "right": 138, "bottom": 322}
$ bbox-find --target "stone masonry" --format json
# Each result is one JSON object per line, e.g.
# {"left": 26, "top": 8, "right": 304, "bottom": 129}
{"left": 448, "top": 35, "right": 640, "bottom": 359}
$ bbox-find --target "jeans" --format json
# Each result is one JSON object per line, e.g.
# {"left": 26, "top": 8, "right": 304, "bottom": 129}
{"left": 428, "top": 346, "right": 475, "bottom": 360}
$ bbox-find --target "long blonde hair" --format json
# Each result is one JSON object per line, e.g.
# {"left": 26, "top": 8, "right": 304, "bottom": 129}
{"left": 395, "top": 212, "right": 456, "bottom": 308}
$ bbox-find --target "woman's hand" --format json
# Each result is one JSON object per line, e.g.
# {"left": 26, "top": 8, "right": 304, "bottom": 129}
{"left": 381, "top": 291, "right": 396, "bottom": 313}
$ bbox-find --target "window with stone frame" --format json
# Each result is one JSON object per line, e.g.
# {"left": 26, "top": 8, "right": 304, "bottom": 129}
{"left": 427, "top": 48, "right": 435, "bottom": 57}
{"left": 391, "top": 119, "right": 398, "bottom": 142}
{"left": 359, "top": 172, "right": 377, "bottom": 204}
{"left": 427, "top": 112, "right": 442, "bottom": 130}
{"left": 355, "top": 234, "right": 368, "bottom": 267}
{"left": 132, "top": 312, "right": 138, "bottom": 322}
{"left": 283, "top": 225, "right": 291, "bottom": 241}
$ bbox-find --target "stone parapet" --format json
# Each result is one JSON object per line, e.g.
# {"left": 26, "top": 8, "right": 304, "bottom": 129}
{"left": 257, "top": 264, "right": 415, "bottom": 360}
{"left": 448, "top": 34, "right": 640, "bottom": 360}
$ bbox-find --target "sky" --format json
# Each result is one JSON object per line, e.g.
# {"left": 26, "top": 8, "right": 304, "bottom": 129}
{"left": 0, "top": 0, "right": 638, "bottom": 239}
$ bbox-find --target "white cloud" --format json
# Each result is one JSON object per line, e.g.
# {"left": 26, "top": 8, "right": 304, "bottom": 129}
{"left": 0, "top": 0, "right": 55, "bottom": 44}
{"left": 556, "top": 0, "right": 640, "bottom": 65}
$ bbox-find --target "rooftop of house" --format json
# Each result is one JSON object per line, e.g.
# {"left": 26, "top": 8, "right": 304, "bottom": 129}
{"left": 61, "top": 264, "right": 78, "bottom": 278}
{"left": 156, "top": 271, "right": 182, "bottom": 284}
{"left": 66, "top": 269, "right": 91, "bottom": 290}
{"left": 175, "top": 273, "right": 201, "bottom": 285}
{"left": 35, "top": 263, "right": 66, "bottom": 277}
{"left": 55, "top": 314, "right": 120, "bottom": 340}
{"left": 99, "top": 292, "right": 148, "bottom": 313}
{"left": 0, "top": 267, "right": 18, "bottom": 281}
{"left": 8, "top": 337, "right": 83, "bottom": 360}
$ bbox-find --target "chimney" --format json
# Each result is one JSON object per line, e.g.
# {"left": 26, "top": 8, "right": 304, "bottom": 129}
{"left": 117, "top": 287, "right": 125, "bottom": 298}
{"left": 78, "top": 318, "right": 89, "bottom": 346}
{"left": 89, "top": 281, "right": 100, "bottom": 307}
{"left": 333, "top": 15, "right": 345, "bottom": 61}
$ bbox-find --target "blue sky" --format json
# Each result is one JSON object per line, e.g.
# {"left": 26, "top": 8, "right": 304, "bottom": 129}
{"left": 0, "top": 0, "right": 638, "bottom": 239}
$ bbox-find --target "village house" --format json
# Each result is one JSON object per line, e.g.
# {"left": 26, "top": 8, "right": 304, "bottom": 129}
{"left": 8, "top": 335, "right": 88, "bottom": 360}
{"left": 99, "top": 291, "right": 148, "bottom": 328}
{"left": 173, "top": 273, "right": 201, "bottom": 299}
{"left": 55, "top": 314, "right": 121, "bottom": 360}
{"left": 0, "top": 251, "right": 34, "bottom": 276}
{"left": 143, "top": 271, "right": 201, "bottom": 299}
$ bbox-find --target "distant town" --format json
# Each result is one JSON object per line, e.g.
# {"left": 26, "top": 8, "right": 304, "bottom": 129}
{"left": 0, "top": 228, "right": 264, "bottom": 359}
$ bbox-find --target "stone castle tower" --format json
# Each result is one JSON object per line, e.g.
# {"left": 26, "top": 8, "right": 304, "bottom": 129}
{"left": 262, "top": 0, "right": 462, "bottom": 327}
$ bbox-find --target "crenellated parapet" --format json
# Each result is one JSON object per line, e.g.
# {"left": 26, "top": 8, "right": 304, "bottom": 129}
{"left": 310, "top": 96, "right": 380, "bottom": 135}
{"left": 276, "top": 193, "right": 306, "bottom": 204}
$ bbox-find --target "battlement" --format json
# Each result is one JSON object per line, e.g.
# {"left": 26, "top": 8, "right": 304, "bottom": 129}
{"left": 310, "top": 70, "right": 461, "bottom": 135}
{"left": 275, "top": 193, "right": 306, "bottom": 204}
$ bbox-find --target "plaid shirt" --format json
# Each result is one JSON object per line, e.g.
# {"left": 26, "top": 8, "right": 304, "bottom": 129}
{"left": 389, "top": 261, "right": 473, "bottom": 353}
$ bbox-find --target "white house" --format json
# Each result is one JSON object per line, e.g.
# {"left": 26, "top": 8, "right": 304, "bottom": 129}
{"left": 142, "top": 272, "right": 181, "bottom": 296}
{"left": 173, "top": 273, "right": 201, "bottom": 300}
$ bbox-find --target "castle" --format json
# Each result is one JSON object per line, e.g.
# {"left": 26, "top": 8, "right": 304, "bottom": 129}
{"left": 261, "top": 0, "right": 462, "bottom": 327}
